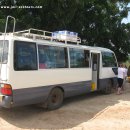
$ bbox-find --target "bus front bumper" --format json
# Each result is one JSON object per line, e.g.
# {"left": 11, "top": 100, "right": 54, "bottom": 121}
{"left": 0, "top": 95, "right": 12, "bottom": 108}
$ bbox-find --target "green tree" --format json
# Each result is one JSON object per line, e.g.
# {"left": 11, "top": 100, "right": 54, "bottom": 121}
{"left": 0, "top": 0, "right": 130, "bottom": 61}
{"left": 80, "top": 0, "right": 130, "bottom": 61}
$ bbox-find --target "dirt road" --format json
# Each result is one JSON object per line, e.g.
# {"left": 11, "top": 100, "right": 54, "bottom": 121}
{"left": 0, "top": 83, "right": 130, "bottom": 130}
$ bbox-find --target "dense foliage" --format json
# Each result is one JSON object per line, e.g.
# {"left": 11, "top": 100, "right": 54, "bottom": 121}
{"left": 0, "top": 0, "right": 130, "bottom": 61}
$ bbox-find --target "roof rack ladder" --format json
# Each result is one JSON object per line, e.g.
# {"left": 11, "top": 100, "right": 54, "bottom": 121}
{"left": 5, "top": 16, "right": 16, "bottom": 34}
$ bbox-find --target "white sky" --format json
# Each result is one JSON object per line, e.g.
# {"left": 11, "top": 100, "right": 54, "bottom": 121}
{"left": 121, "top": 3, "right": 130, "bottom": 24}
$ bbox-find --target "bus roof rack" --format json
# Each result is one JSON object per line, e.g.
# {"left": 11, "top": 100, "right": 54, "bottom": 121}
{"left": 14, "top": 28, "right": 81, "bottom": 45}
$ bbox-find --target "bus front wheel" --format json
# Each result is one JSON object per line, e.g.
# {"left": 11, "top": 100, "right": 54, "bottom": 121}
{"left": 47, "top": 87, "right": 64, "bottom": 110}
{"left": 101, "top": 79, "right": 112, "bottom": 94}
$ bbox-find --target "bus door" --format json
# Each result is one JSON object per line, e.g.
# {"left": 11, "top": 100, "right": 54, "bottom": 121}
{"left": 91, "top": 52, "right": 100, "bottom": 91}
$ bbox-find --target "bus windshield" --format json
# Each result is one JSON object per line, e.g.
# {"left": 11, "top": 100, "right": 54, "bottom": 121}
{"left": 102, "top": 51, "right": 117, "bottom": 67}
{"left": 0, "top": 40, "right": 9, "bottom": 64}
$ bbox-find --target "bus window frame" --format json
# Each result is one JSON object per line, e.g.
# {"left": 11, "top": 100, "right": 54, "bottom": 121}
{"left": 101, "top": 51, "right": 117, "bottom": 68}
{"left": 14, "top": 40, "right": 38, "bottom": 71}
{"left": 38, "top": 44, "right": 68, "bottom": 69}
{"left": 69, "top": 47, "right": 90, "bottom": 68}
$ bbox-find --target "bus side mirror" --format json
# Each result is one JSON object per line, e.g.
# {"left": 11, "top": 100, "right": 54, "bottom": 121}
{"left": 112, "top": 67, "right": 118, "bottom": 75}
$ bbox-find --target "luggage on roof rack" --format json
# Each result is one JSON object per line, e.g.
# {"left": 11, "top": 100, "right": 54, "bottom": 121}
{"left": 52, "top": 30, "right": 78, "bottom": 42}
{"left": 14, "top": 28, "right": 81, "bottom": 45}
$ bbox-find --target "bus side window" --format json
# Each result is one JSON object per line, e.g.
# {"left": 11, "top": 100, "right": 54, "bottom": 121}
{"left": 84, "top": 50, "right": 90, "bottom": 67}
{"left": 39, "top": 51, "right": 48, "bottom": 69}
{"left": 38, "top": 45, "right": 68, "bottom": 69}
{"left": 14, "top": 41, "right": 37, "bottom": 71}
{"left": 69, "top": 48, "right": 89, "bottom": 68}
{"left": 38, "top": 45, "right": 49, "bottom": 69}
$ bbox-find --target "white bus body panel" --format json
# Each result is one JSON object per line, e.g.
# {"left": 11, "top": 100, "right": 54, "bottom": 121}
{"left": 100, "top": 67, "right": 116, "bottom": 79}
{"left": 0, "top": 64, "right": 8, "bottom": 81}
{"left": 9, "top": 68, "right": 92, "bottom": 89}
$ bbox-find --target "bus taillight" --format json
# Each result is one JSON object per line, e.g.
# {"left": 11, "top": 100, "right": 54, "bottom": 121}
{"left": 0, "top": 84, "right": 12, "bottom": 96}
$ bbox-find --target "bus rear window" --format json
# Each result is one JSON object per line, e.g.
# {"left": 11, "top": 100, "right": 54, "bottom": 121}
{"left": 0, "top": 40, "right": 9, "bottom": 64}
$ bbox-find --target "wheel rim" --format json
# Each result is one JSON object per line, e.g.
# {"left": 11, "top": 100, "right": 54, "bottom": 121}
{"left": 48, "top": 88, "right": 63, "bottom": 108}
{"left": 51, "top": 94, "right": 59, "bottom": 103}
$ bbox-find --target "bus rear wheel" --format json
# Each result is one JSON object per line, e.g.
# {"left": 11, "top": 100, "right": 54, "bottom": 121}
{"left": 47, "top": 88, "right": 63, "bottom": 110}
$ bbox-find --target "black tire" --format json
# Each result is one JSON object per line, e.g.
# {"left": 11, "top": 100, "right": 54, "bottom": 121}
{"left": 47, "top": 88, "right": 64, "bottom": 110}
{"left": 101, "top": 80, "right": 112, "bottom": 94}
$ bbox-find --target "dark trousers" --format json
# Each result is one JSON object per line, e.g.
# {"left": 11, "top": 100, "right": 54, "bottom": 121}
{"left": 117, "top": 78, "right": 123, "bottom": 88}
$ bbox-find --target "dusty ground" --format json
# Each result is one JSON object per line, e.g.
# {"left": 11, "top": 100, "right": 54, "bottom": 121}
{"left": 0, "top": 83, "right": 130, "bottom": 130}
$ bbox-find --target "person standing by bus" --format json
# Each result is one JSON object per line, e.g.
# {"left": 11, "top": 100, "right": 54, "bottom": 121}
{"left": 124, "top": 64, "right": 128, "bottom": 79}
{"left": 117, "top": 63, "right": 125, "bottom": 95}
{"left": 122, "top": 64, "right": 128, "bottom": 90}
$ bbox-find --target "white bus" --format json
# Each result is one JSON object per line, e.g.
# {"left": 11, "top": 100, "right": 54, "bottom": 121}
{"left": 0, "top": 16, "right": 118, "bottom": 109}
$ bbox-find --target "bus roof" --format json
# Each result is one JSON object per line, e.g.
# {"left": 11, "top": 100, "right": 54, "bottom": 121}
{"left": 0, "top": 29, "right": 113, "bottom": 53}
